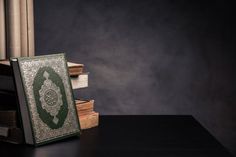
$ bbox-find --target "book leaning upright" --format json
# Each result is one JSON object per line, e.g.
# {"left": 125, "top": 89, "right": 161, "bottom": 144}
{"left": 10, "top": 53, "right": 80, "bottom": 146}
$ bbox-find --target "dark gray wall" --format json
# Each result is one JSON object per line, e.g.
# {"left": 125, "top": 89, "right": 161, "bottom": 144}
{"left": 35, "top": 0, "right": 236, "bottom": 155}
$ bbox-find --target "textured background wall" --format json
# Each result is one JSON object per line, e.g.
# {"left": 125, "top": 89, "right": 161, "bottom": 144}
{"left": 34, "top": 0, "right": 235, "bottom": 155}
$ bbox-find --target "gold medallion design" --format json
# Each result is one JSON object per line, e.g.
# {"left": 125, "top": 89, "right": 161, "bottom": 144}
{"left": 18, "top": 54, "right": 80, "bottom": 144}
{"left": 39, "top": 71, "right": 63, "bottom": 124}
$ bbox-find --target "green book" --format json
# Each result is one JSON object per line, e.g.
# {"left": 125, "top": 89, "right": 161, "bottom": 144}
{"left": 10, "top": 53, "right": 80, "bottom": 146}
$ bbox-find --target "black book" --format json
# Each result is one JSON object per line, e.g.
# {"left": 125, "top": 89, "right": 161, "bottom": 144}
{"left": 0, "top": 60, "right": 15, "bottom": 92}
{"left": 0, "top": 90, "right": 17, "bottom": 110}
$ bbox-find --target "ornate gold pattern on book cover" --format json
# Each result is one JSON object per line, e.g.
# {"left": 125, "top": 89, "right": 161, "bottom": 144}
{"left": 18, "top": 54, "right": 79, "bottom": 144}
{"left": 39, "top": 71, "right": 63, "bottom": 124}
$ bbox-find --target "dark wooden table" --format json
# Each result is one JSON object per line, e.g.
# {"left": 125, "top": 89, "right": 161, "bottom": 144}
{"left": 0, "top": 115, "right": 233, "bottom": 157}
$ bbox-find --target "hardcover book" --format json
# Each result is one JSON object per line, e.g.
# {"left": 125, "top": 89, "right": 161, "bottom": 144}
{"left": 0, "top": 110, "right": 17, "bottom": 127}
{"left": 70, "top": 73, "right": 89, "bottom": 89}
{"left": 76, "top": 100, "right": 94, "bottom": 116}
{"left": 0, "top": 60, "right": 87, "bottom": 90}
{"left": 0, "top": 127, "right": 23, "bottom": 144}
{"left": 79, "top": 112, "right": 99, "bottom": 130}
{"left": 67, "top": 62, "right": 84, "bottom": 76}
{"left": 10, "top": 53, "right": 80, "bottom": 145}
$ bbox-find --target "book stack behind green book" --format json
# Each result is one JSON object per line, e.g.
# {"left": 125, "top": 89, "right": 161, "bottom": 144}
{"left": 75, "top": 100, "right": 99, "bottom": 130}
{"left": 0, "top": 60, "right": 23, "bottom": 144}
{"left": 70, "top": 62, "right": 99, "bottom": 130}
{"left": 0, "top": 54, "right": 82, "bottom": 145}
{"left": 0, "top": 110, "right": 23, "bottom": 144}
{"left": 11, "top": 54, "right": 80, "bottom": 145}
{"left": 0, "top": 53, "right": 99, "bottom": 145}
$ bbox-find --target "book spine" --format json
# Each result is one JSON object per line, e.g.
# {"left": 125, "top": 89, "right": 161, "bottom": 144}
{"left": 0, "top": 111, "right": 17, "bottom": 127}
{"left": 0, "top": 0, "right": 6, "bottom": 59}
{"left": 26, "top": 0, "right": 35, "bottom": 57}
{"left": 10, "top": 59, "right": 34, "bottom": 145}
{"left": 20, "top": 0, "right": 28, "bottom": 57}
{"left": 76, "top": 100, "right": 94, "bottom": 111}
{"left": 0, "top": 127, "right": 23, "bottom": 144}
{"left": 6, "top": 0, "right": 21, "bottom": 57}
{"left": 79, "top": 112, "right": 99, "bottom": 130}
{"left": 0, "top": 126, "right": 9, "bottom": 137}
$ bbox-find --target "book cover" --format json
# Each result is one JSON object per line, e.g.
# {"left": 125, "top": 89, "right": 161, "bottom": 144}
{"left": 0, "top": 127, "right": 23, "bottom": 144}
{"left": 1, "top": 60, "right": 84, "bottom": 76}
{"left": 0, "top": 90, "right": 17, "bottom": 110}
{"left": 11, "top": 53, "right": 80, "bottom": 145}
{"left": 0, "top": 60, "right": 86, "bottom": 90}
{"left": 0, "top": 60, "right": 15, "bottom": 92}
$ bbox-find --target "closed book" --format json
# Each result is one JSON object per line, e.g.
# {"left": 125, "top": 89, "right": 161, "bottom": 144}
{"left": 0, "top": 110, "right": 17, "bottom": 127}
{"left": 67, "top": 62, "right": 84, "bottom": 76}
{"left": 0, "top": 60, "right": 86, "bottom": 90}
{"left": 0, "top": 127, "right": 23, "bottom": 144}
{"left": 71, "top": 73, "right": 89, "bottom": 89}
{"left": 0, "top": 76, "right": 15, "bottom": 92}
{"left": 11, "top": 53, "right": 80, "bottom": 146}
{"left": 0, "top": 90, "right": 17, "bottom": 110}
{"left": 79, "top": 112, "right": 99, "bottom": 130}
{"left": 76, "top": 100, "right": 94, "bottom": 116}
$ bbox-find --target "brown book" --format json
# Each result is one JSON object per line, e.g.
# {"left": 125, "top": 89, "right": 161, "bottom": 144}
{"left": 0, "top": 110, "right": 17, "bottom": 127}
{"left": 79, "top": 112, "right": 99, "bottom": 130}
{"left": 0, "top": 127, "right": 23, "bottom": 144}
{"left": 76, "top": 100, "right": 94, "bottom": 116}
{"left": 67, "top": 62, "right": 84, "bottom": 76}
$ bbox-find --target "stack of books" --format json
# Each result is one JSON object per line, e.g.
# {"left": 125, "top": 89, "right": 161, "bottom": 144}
{"left": 0, "top": 59, "right": 99, "bottom": 144}
{"left": 0, "top": 60, "right": 23, "bottom": 143}
{"left": 68, "top": 62, "right": 99, "bottom": 129}
{"left": 0, "top": 110, "right": 23, "bottom": 144}
{"left": 76, "top": 100, "right": 99, "bottom": 129}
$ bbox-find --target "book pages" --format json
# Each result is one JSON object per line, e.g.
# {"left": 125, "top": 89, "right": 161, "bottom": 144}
{"left": 71, "top": 73, "right": 89, "bottom": 89}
